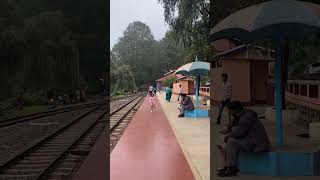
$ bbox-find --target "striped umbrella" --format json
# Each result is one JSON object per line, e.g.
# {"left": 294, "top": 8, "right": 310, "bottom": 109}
{"left": 210, "top": 0, "right": 320, "bottom": 42}
{"left": 175, "top": 56, "right": 210, "bottom": 109}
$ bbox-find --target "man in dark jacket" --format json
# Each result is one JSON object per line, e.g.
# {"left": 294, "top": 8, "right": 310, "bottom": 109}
{"left": 178, "top": 94, "right": 194, "bottom": 117}
{"left": 217, "top": 101, "right": 270, "bottom": 177}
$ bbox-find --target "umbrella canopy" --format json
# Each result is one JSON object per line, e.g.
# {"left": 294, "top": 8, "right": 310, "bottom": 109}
{"left": 175, "top": 57, "right": 210, "bottom": 111}
{"left": 210, "top": 0, "right": 320, "bottom": 42}
{"left": 175, "top": 60, "right": 210, "bottom": 76}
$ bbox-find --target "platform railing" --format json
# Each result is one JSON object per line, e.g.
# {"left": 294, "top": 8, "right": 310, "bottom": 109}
{"left": 286, "top": 80, "right": 320, "bottom": 110}
{"left": 199, "top": 87, "right": 210, "bottom": 97}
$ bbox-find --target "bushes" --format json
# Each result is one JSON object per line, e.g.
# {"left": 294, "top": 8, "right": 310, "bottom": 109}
{"left": 162, "top": 76, "right": 176, "bottom": 88}
{"left": 22, "top": 93, "right": 47, "bottom": 106}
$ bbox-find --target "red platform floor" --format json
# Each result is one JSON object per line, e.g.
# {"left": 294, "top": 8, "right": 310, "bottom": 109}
{"left": 110, "top": 97, "right": 196, "bottom": 180}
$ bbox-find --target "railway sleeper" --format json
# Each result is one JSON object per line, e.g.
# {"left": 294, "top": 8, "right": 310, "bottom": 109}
{"left": 36, "top": 147, "right": 64, "bottom": 151}
{"left": 68, "top": 150, "right": 90, "bottom": 156}
{"left": 0, "top": 174, "right": 39, "bottom": 180}
{"left": 13, "top": 164, "right": 50, "bottom": 169}
{"left": 51, "top": 167, "right": 75, "bottom": 174}
{"left": 1, "top": 168, "right": 41, "bottom": 175}
{"left": 46, "top": 173, "right": 70, "bottom": 180}
{"left": 21, "top": 156, "right": 54, "bottom": 161}
{"left": 28, "top": 153, "right": 59, "bottom": 157}
{"left": 17, "top": 160, "right": 50, "bottom": 165}
{"left": 32, "top": 150, "right": 62, "bottom": 153}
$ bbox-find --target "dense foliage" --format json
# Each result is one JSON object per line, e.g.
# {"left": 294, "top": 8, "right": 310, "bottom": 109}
{"left": 0, "top": 0, "right": 107, "bottom": 100}
{"left": 110, "top": 21, "right": 186, "bottom": 94}
{"left": 158, "top": 0, "right": 210, "bottom": 61}
{"left": 162, "top": 76, "right": 177, "bottom": 88}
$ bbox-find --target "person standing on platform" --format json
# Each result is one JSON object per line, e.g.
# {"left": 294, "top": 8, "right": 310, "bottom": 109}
{"left": 153, "top": 85, "right": 157, "bottom": 95}
{"left": 216, "top": 73, "right": 232, "bottom": 126}
{"left": 149, "top": 91, "right": 156, "bottom": 112}
{"left": 177, "top": 84, "right": 183, "bottom": 102}
{"left": 149, "top": 84, "right": 153, "bottom": 94}
{"left": 165, "top": 86, "right": 172, "bottom": 102}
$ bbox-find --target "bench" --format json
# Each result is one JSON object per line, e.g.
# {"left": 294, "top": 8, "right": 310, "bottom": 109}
{"left": 238, "top": 150, "right": 320, "bottom": 176}
{"left": 184, "top": 109, "right": 209, "bottom": 118}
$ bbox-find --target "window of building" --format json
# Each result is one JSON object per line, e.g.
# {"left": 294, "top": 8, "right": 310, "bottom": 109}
{"left": 212, "top": 61, "right": 216, "bottom": 68}
{"left": 300, "top": 84, "right": 307, "bottom": 96}
{"left": 289, "top": 84, "right": 293, "bottom": 93}
{"left": 217, "top": 59, "right": 222, "bottom": 67}
{"left": 309, "top": 85, "right": 319, "bottom": 98}
{"left": 294, "top": 84, "right": 299, "bottom": 95}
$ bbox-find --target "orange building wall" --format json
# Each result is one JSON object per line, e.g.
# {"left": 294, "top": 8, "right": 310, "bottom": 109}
{"left": 224, "top": 59, "right": 251, "bottom": 103}
{"left": 173, "top": 80, "right": 195, "bottom": 95}
{"left": 211, "top": 39, "right": 236, "bottom": 52}
{"left": 211, "top": 59, "right": 251, "bottom": 105}
{"left": 250, "top": 61, "right": 269, "bottom": 103}
{"left": 211, "top": 65, "right": 223, "bottom": 102}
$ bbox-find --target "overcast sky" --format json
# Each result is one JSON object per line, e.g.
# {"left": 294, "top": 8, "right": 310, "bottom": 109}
{"left": 110, "top": 0, "right": 169, "bottom": 49}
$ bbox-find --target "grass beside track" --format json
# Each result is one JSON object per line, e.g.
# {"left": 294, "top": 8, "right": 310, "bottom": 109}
{"left": 0, "top": 105, "right": 50, "bottom": 121}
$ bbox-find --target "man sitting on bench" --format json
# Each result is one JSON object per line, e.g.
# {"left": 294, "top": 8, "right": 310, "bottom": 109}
{"left": 178, "top": 94, "right": 194, "bottom": 118}
{"left": 216, "top": 101, "right": 270, "bottom": 177}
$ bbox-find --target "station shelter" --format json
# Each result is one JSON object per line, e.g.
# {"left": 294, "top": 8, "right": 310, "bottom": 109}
{"left": 173, "top": 75, "right": 195, "bottom": 95}
{"left": 210, "top": 39, "right": 275, "bottom": 106}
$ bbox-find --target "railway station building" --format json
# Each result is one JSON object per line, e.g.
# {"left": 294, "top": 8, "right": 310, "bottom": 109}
{"left": 210, "top": 39, "right": 275, "bottom": 106}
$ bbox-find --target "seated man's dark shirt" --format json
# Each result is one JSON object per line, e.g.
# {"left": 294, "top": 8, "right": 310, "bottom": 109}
{"left": 181, "top": 96, "right": 194, "bottom": 111}
{"left": 228, "top": 109, "right": 271, "bottom": 152}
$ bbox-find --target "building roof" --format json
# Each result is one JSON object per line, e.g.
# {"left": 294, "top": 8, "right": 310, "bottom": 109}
{"left": 176, "top": 75, "right": 187, "bottom": 80}
{"left": 177, "top": 76, "right": 195, "bottom": 81}
{"left": 164, "top": 70, "right": 176, "bottom": 76}
{"left": 211, "top": 44, "right": 275, "bottom": 62}
{"left": 212, "top": 45, "right": 247, "bottom": 60}
{"left": 176, "top": 74, "right": 186, "bottom": 79}
{"left": 156, "top": 77, "right": 166, "bottom": 82}
{"left": 156, "top": 70, "right": 185, "bottom": 82}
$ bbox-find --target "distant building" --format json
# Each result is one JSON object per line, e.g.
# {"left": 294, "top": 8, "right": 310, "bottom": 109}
{"left": 156, "top": 70, "right": 180, "bottom": 90}
{"left": 210, "top": 39, "right": 275, "bottom": 106}
{"left": 173, "top": 75, "right": 195, "bottom": 95}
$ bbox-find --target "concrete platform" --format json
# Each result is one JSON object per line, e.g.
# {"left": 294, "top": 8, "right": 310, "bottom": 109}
{"left": 157, "top": 92, "right": 210, "bottom": 180}
{"left": 110, "top": 96, "right": 195, "bottom": 180}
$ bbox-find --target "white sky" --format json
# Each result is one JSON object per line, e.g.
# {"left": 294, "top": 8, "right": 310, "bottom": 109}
{"left": 110, "top": 0, "right": 169, "bottom": 49}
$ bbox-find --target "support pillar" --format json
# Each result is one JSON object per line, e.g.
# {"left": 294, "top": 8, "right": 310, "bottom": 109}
{"left": 275, "top": 39, "right": 284, "bottom": 147}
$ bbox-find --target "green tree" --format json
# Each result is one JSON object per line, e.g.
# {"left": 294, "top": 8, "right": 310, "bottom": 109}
{"left": 158, "top": 31, "right": 186, "bottom": 72}
{"left": 110, "top": 51, "right": 137, "bottom": 94}
{"left": 112, "top": 21, "right": 158, "bottom": 87}
{"left": 162, "top": 76, "right": 177, "bottom": 88}
{"left": 111, "top": 22, "right": 186, "bottom": 93}
{"left": 158, "top": 0, "right": 210, "bottom": 61}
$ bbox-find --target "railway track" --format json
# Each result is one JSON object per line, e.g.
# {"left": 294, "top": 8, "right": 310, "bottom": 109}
{"left": 0, "top": 95, "right": 143, "bottom": 180}
{"left": 0, "top": 101, "right": 106, "bottom": 128}
{"left": 0, "top": 94, "right": 141, "bottom": 128}
{"left": 110, "top": 95, "right": 145, "bottom": 152}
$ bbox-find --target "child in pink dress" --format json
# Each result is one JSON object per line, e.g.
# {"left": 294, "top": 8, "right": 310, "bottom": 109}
{"left": 149, "top": 92, "right": 156, "bottom": 112}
